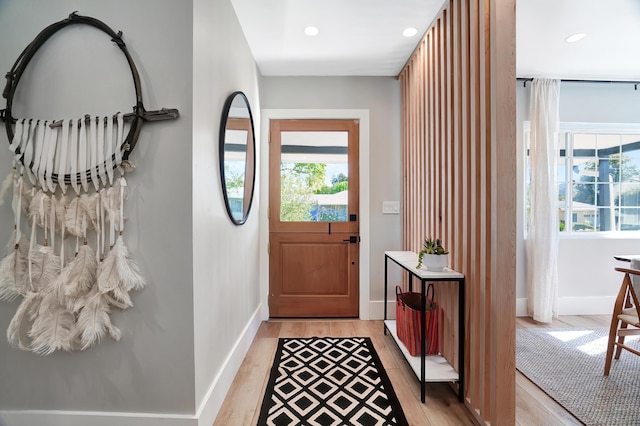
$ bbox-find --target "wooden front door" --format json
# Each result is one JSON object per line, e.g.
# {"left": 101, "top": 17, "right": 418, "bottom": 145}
{"left": 269, "top": 119, "right": 359, "bottom": 317}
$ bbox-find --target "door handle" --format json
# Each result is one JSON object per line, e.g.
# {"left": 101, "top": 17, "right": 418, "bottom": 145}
{"left": 343, "top": 236, "right": 361, "bottom": 243}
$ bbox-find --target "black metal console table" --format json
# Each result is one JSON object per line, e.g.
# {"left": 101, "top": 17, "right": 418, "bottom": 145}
{"left": 383, "top": 251, "right": 465, "bottom": 403}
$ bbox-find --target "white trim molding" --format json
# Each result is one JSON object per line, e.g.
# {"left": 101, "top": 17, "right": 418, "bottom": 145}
{"left": 0, "top": 411, "right": 197, "bottom": 426}
{"left": 194, "top": 305, "right": 263, "bottom": 426}
{"left": 516, "top": 297, "right": 616, "bottom": 317}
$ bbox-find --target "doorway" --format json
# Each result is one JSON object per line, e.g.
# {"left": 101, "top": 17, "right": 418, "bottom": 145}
{"left": 269, "top": 119, "right": 359, "bottom": 317}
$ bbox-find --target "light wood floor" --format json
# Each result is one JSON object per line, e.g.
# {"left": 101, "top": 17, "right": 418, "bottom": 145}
{"left": 213, "top": 315, "right": 610, "bottom": 426}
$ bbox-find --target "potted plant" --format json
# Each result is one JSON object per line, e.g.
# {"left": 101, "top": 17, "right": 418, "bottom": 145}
{"left": 416, "top": 237, "right": 449, "bottom": 271}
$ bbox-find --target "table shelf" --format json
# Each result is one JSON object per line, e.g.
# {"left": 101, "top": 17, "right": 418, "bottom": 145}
{"left": 383, "top": 320, "right": 458, "bottom": 382}
{"left": 383, "top": 251, "right": 465, "bottom": 403}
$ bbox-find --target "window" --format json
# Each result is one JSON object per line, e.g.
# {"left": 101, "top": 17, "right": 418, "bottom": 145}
{"left": 280, "top": 131, "right": 349, "bottom": 222}
{"left": 525, "top": 123, "right": 640, "bottom": 233}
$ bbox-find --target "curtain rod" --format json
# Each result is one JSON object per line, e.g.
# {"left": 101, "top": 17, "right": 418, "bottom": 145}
{"left": 517, "top": 77, "right": 639, "bottom": 90}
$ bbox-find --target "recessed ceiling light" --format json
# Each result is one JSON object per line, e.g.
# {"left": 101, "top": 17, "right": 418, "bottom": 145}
{"left": 403, "top": 27, "right": 418, "bottom": 38}
{"left": 565, "top": 33, "right": 587, "bottom": 43}
{"left": 304, "top": 26, "right": 319, "bottom": 37}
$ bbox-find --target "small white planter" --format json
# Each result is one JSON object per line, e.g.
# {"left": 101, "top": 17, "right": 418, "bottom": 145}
{"left": 421, "top": 253, "right": 449, "bottom": 272}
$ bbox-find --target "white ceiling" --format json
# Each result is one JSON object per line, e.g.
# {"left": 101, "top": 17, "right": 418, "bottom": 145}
{"left": 230, "top": 0, "right": 445, "bottom": 76}
{"left": 231, "top": 0, "right": 640, "bottom": 80}
{"left": 517, "top": 0, "right": 640, "bottom": 81}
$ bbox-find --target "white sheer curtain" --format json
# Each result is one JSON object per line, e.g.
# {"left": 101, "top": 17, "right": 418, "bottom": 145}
{"left": 526, "top": 78, "right": 560, "bottom": 323}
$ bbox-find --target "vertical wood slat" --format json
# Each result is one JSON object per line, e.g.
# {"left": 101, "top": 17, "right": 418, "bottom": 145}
{"left": 441, "top": 11, "right": 456, "bottom": 365}
{"left": 428, "top": 27, "right": 433, "bottom": 241}
{"left": 449, "top": 0, "right": 459, "bottom": 369}
{"left": 411, "top": 56, "right": 417, "bottom": 253}
{"left": 401, "top": 65, "right": 407, "bottom": 252}
{"left": 445, "top": 10, "right": 458, "bottom": 365}
{"left": 435, "top": 18, "right": 442, "bottom": 242}
{"left": 419, "top": 41, "right": 426, "bottom": 249}
{"left": 414, "top": 52, "right": 420, "bottom": 253}
{"left": 405, "top": 59, "right": 414, "bottom": 253}
{"left": 490, "top": 0, "right": 517, "bottom": 421}
{"left": 477, "top": 0, "right": 489, "bottom": 417}
{"left": 456, "top": 0, "right": 477, "bottom": 406}
{"left": 470, "top": 0, "right": 483, "bottom": 414}
{"left": 398, "top": 0, "right": 515, "bottom": 424}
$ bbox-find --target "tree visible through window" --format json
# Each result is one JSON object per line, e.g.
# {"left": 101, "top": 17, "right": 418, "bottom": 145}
{"left": 280, "top": 162, "right": 349, "bottom": 222}
{"left": 525, "top": 124, "right": 640, "bottom": 233}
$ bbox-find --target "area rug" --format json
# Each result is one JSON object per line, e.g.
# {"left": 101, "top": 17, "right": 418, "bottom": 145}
{"left": 257, "top": 336, "right": 408, "bottom": 426}
{"left": 516, "top": 327, "right": 640, "bottom": 426}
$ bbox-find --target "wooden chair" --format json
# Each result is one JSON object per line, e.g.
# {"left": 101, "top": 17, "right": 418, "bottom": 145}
{"left": 604, "top": 267, "right": 640, "bottom": 375}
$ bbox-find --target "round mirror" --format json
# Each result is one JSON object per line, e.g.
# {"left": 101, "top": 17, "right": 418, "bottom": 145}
{"left": 219, "top": 91, "right": 256, "bottom": 225}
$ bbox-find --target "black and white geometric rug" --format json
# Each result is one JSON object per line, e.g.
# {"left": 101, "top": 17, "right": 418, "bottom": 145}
{"left": 257, "top": 336, "right": 408, "bottom": 426}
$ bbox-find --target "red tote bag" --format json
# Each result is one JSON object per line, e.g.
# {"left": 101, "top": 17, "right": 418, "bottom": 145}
{"left": 395, "top": 286, "right": 407, "bottom": 344}
{"left": 396, "top": 283, "right": 440, "bottom": 356}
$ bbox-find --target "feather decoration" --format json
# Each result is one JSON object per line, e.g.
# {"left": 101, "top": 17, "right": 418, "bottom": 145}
{"left": 74, "top": 286, "right": 121, "bottom": 350}
{"left": 116, "top": 236, "right": 145, "bottom": 292}
{"left": 101, "top": 185, "right": 121, "bottom": 227}
{"left": 20, "top": 184, "right": 33, "bottom": 216}
{"left": 55, "top": 193, "right": 67, "bottom": 234}
{"left": 51, "top": 266, "right": 86, "bottom": 314}
{"left": 101, "top": 179, "right": 128, "bottom": 232}
{"left": 0, "top": 231, "right": 30, "bottom": 301}
{"left": 79, "top": 194, "right": 98, "bottom": 232}
{"left": 51, "top": 264, "right": 71, "bottom": 307}
{"left": 8, "top": 229, "right": 30, "bottom": 257}
{"left": 28, "top": 246, "right": 61, "bottom": 293}
{"left": 7, "top": 291, "right": 42, "bottom": 350}
{"left": 48, "top": 194, "right": 65, "bottom": 234}
{"left": 0, "top": 168, "right": 16, "bottom": 206}
{"left": 96, "top": 240, "right": 123, "bottom": 294}
{"left": 28, "top": 288, "right": 76, "bottom": 355}
{"left": 0, "top": 251, "right": 25, "bottom": 302}
{"left": 65, "top": 196, "right": 83, "bottom": 237}
{"left": 97, "top": 248, "right": 134, "bottom": 309}
{"left": 61, "top": 244, "right": 97, "bottom": 299}
{"left": 103, "top": 291, "right": 132, "bottom": 310}
{"left": 64, "top": 194, "right": 98, "bottom": 237}
{"left": 28, "top": 190, "right": 49, "bottom": 228}
{"left": 0, "top": 170, "right": 29, "bottom": 301}
{"left": 118, "top": 160, "right": 136, "bottom": 174}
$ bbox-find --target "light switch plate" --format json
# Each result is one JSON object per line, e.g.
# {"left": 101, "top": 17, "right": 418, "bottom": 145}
{"left": 382, "top": 201, "right": 400, "bottom": 214}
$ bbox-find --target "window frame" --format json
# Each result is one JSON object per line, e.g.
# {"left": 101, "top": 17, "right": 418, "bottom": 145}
{"left": 524, "top": 121, "right": 640, "bottom": 238}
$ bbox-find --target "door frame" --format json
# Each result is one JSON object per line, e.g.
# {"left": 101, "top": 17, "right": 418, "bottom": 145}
{"left": 259, "top": 109, "right": 370, "bottom": 320}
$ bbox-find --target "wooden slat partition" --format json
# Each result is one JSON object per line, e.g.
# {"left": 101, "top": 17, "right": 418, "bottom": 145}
{"left": 398, "top": 0, "right": 516, "bottom": 424}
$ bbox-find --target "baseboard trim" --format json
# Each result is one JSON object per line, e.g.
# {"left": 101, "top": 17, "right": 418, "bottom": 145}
{"left": 195, "top": 304, "right": 263, "bottom": 426}
{"left": 0, "top": 306, "right": 264, "bottom": 426}
{"left": 557, "top": 296, "right": 616, "bottom": 316}
{"left": 516, "top": 296, "right": 616, "bottom": 317}
{"left": 0, "top": 411, "right": 196, "bottom": 426}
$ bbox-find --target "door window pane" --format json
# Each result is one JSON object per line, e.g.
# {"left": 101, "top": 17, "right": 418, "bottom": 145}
{"left": 280, "top": 131, "right": 349, "bottom": 222}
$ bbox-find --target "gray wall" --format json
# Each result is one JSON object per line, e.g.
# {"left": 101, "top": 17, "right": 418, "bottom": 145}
{"left": 0, "top": 0, "right": 195, "bottom": 416}
{"left": 516, "top": 82, "right": 640, "bottom": 311}
{"left": 260, "top": 77, "right": 402, "bottom": 304}
{"left": 192, "top": 0, "right": 262, "bottom": 408}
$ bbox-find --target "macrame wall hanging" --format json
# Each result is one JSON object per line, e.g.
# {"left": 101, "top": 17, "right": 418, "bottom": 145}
{"left": 0, "top": 12, "right": 179, "bottom": 355}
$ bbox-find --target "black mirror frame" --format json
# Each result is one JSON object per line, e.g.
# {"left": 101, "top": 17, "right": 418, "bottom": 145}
{"left": 219, "top": 91, "right": 256, "bottom": 225}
